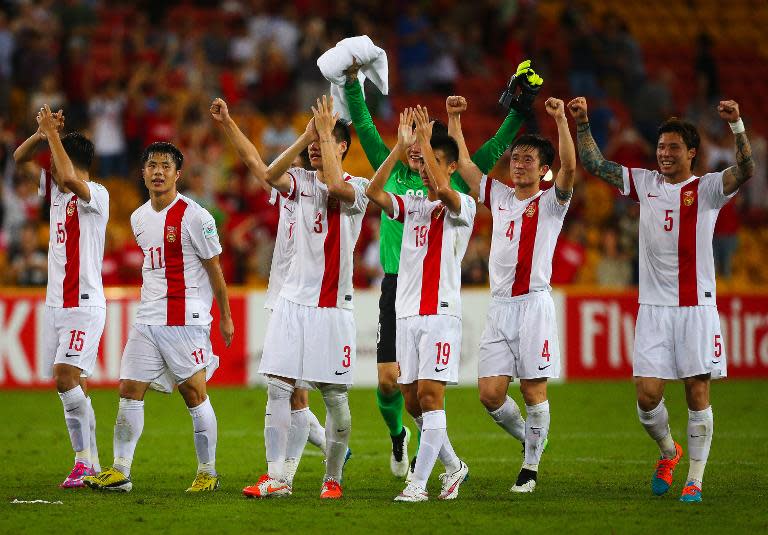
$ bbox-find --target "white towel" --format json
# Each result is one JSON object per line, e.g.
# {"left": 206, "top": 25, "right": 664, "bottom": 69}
{"left": 316, "top": 35, "right": 388, "bottom": 122}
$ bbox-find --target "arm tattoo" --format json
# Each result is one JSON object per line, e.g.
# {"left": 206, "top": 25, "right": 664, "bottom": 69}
{"left": 554, "top": 184, "right": 573, "bottom": 203}
{"left": 576, "top": 122, "right": 624, "bottom": 188}
{"left": 734, "top": 132, "right": 754, "bottom": 185}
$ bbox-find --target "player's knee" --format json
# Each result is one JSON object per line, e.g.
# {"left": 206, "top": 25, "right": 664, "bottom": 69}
{"left": 321, "top": 385, "right": 351, "bottom": 433}
{"left": 478, "top": 388, "right": 505, "bottom": 411}
{"left": 118, "top": 380, "right": 145, "bottom": 401}
{"left": 636, "top": 390, "right": 663, "bottom": 411}
{"left": 416, "top": 389, "right": 443, "bottom": 412}
{"left": 267, "top": 376, "right": 295, "bottom": 400}
{"left": 53, "top": 364, "right": 81, "bottom": 393}
{"left": 377, "top": 365, "right": 399, "bottom": 393}
{"left": 290, "top": 388, "right": 309, "bottom": 410}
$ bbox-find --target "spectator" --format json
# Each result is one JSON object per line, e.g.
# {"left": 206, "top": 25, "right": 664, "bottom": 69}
{"left": 89, "top": 80, "right": 128, "bottom": 178}
{"left": 596, "top": 228, "right": 632, "bottom": 287}
{"left": 396, "top": 6, "right": 432, "bottom": 92}
{"left": 8, "top": 221, "right": 46, "bottom": 286}
{"left": 0, "top": 11, "right": 14, "bottom": 114}
{"left": 261, "top": 110, "right": 297, "bottom": 164}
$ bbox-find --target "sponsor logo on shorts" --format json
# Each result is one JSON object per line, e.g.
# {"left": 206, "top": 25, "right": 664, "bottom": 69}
{"left": 80, "top": 293, "right": 89, "bottom": 299}
{"left": 300, "top": 192, "right": 313, "bottom": 197}
{"left": 334, "top": 370, "right": 350, "bottom": 375}
{"left": 537, "top": 364, "right": 551, "bottom": 371}
{"left": 647, "top": 193, "right": 659, "bottom": 198}
{"left": 434, "top": 366, "right": 448, "bottom": 372}
{"left": 345, "top": 295, "right": 352, "bottom": 301}
{"left": 440, "top": 301, "right": 448, "bottom": 308}
{"left": 192, "top": 313, "right": 199, "bottom": 319}
{"left": 65, "top": 353, "right": 79, "bottom": 358}
{"left": 705, "top": 291, "right": 712, "bottom": 298}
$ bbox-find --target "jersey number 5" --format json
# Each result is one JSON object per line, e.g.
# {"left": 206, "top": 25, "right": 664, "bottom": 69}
{"left": 56, "top": 222, "right": 66, "bottom": 244}
{"left": 664, "top": 210, "right": 674, "bottom": 232}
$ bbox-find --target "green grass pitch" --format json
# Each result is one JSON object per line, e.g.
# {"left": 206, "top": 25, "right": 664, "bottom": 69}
{"left": 2, "top": 381, "right": 766, "bottom": 534}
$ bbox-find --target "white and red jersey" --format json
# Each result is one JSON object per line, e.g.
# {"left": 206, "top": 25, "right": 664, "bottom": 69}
{"left": 265, "top": 188, "right": 297, "bottom": 310}
{"left": 620, "top": 167, "right": 735, "bottom": 307}
{"left": 46, "top": 180, "right": 109, "bottom": 308}
{"left": 131, "top": 193, "right": 222, "bottom": 325}
{"left": 390, "top": 192, "right": 476, "bottom": 319}
{"left": 278, "top": 167, "right": 369, "bottom": 310}
{"left": 479, "top": 175, "right": 569, "bottom": 298}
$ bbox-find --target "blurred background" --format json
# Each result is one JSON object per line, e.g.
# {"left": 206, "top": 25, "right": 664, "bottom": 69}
{"left": 1, "top": 0, "right": 767, "bottom": 291}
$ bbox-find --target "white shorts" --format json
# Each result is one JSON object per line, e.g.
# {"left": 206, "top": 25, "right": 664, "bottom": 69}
{"left": 396, "top": 315, "right": 461, "bottom": 385}
{"left": 259, "top": 297, "right": 356, "bottom": 385}
{"left": 119, "top": 323, "right": 220, "bottom": 393}
{"left": 42, "top": 306, "right": 106, "bottom": 378}
{"left": 478, "top": 292, "right": 561, "bottom": 380}
{"left": 633, "top": 305, "right": 727, "bottom": 380}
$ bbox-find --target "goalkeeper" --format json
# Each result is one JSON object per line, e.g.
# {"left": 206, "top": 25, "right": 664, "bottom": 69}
{"left": 343, "top": 60, "right": 543, "bottom": 478}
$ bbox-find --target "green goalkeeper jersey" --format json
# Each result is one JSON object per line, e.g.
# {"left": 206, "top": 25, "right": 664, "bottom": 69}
{"left": 344, "top": 80, "right": 524, "bottom": 274}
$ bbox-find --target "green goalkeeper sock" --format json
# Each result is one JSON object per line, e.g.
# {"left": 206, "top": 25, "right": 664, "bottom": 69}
{"left": 376, "top": 388, "right": 404, "bottom": 437}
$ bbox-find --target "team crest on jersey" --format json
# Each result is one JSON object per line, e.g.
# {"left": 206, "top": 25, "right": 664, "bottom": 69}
{"left": 683, "top": 191, "right": 696, "bottom": 206}
{"left": 525, "top": 202, "right": 537, "bottom": 217}
{"left": 432, "top": 205, "right": 445, "bottom": 220}
{"left": 166, "top": 225, "right": 177, "bottom": 243}
{"left": 66, "top": 198, "right": 77, "bottom": 216}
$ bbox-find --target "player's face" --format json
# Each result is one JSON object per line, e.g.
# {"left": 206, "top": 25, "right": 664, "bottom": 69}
{"left": 407, "top": 137, "right": 423, "bottom": 171}
{"left": 510, "top": 146, "right": 546, "bottom": 187}
{"left": 142, "top": 153, "right": 180, "bottom": 195}
{"left": 418, "top": 150, "right": 457, "bottom": 189}
{"left": 656, "top": 132, "right": 695, "bottom": 178}
{"left": 307, "top": 139, "right": 346, "bottom": 171}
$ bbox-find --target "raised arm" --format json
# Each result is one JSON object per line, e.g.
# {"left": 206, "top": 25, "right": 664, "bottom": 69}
{"left": 38, "top": 105, "right": 92, "bottom": 200}
{"left": 718, "top": 100, "right": 754, "bottom": 195}
{"left": 545, "top": 98, "right": 577, "bottom": 205}
{"left": 415, "top": 106, "right": 461, "bottom": 213}
{"left": 447, "top": 95, "right": 483, "bottom": 198}
{"left": 343, "top": 61, "right": 391, "bottom": 170}
{"left": 568, "top": 97, "right": 624, "bottom": 188}
{"left": 201, "top": 255, "right": 234, "bottom": 348}
{"left": 366, "top": 108, "right": 416, "bottom": 217}
{"left": 314, "top": 96, "right": 356, "bottom": 203}
{"left": 470, "top": 60, "right": 542, "bottom": 173}
{"left": 210, "top": 98, "right": 268, "bottom": 184}
{"left": 14, "top": 108, "right": 64, "bottom": 164}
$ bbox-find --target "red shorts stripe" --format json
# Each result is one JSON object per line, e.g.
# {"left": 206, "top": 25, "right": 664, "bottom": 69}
{"left": 63, "top": 196, "right": 80, "bottom": 308}
{"left": 164, "top": 199, "right": 189, "bottom": 325}
{"left": 511, "top": 198, "right": 540, "bottom": 296}
{"left": 678, "top": 180, "right": 699, "bottom": 306}
{"left": 319, "top": 199, "right": 341, "bottom": 307}
{"left": 419, "top": 207, "right": 446, "bottom": 315}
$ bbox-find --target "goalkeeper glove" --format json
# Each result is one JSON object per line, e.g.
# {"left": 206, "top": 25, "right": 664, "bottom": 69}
{"left": 499, "top": 60, "right": 544, "bottom": 116}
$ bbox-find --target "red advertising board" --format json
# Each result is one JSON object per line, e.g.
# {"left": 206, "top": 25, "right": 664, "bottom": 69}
{"left": 0, "top": 290, "right": 247, "bottom": 388}
{"left": 565, "top": 292, "right": 768, "bottom": 379}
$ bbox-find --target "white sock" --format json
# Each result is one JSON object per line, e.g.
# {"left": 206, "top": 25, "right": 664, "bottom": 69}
{"left": 59, "top": 385, "right": 90, "bottom": 465}
{"left": 413, "top": 413, "right": 459, "bottom": 472}
{"left": 686, "top": 406, "right": 713, "bottom": 487}
{"left": 412, "top": 410, "right": 447, "bottom": 488}
{"left": 321, "top": 385, "right": 351, "bottom": 482}
{"left": 189, "top": 396, "right": 218, "bottom": 475}
{"left": 637, "top": 399, "right": 677, "bottom": 458}
{"left": 307, "top": 409, "right": 326, "bottom": 453}
{"left": 265, "top": 378, "right": 294, "bottom": 480}
{"left": 113, "top": 398, "right": 144, "bottom": 477}
{"left": 286, "top": 408, "right": 310, "bottom": 458}
{"left": 489, "top": 396, "right": 526, "bottom": 443}
{"left": 86, "top": 397, "right": 101, "bottom": 472}
{"left": 523, "top": 400, "right": 550, "bottom": 471}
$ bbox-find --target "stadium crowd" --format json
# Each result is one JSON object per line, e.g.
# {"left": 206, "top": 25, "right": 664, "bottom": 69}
{"left": 1, "top": 0, "right": 766, "bottom": 290}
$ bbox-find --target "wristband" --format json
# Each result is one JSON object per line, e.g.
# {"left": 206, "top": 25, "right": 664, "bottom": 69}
{"left": 729, "top": 118, "right": 745, "bottom": 134}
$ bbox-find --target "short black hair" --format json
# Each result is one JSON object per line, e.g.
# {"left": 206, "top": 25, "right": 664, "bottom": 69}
{"left": 333, "top": 120, "right": 352, "bottom": 161}
{"left": 657, "top": 118, "right": 700, "bottom": 169}
{"left": 431, "top": 118, "right": 448, "bottom": 137}
{"left": 510, "top": 134, "right": 555, "bottom": 167}
{"left": 61, "top": 132, "right": 94, "bottom": 172}
{"left": 430, "top": 134, "right": 459, "bottom": 165}
{"left": 141, "top": 142, "right": 184, "bottom": 170}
